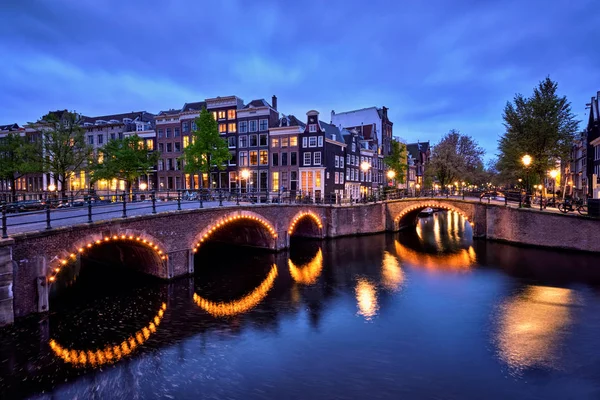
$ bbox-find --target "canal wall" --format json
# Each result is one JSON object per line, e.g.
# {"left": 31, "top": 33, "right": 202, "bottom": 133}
{"left": 0, "top": 239, "right": 14, "bottom": 326}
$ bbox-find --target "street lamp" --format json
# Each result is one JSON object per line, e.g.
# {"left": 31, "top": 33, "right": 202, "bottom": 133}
{"left": 549, "top": 169, "right": 558, "bottom": 205}
{"left": 361, "top": 162, "right": 371, "bottom": 200}
{"left": 139, "top": 182, "right": 148, "bottom": 191}
{"left": 521, "top": 154, "right": 532, "bottom": 207}
{"left": 415, "top": 183, "right": 420, "bottom": 197}
{"left": 241, "top": 169, "right": 250, "bottom": 193}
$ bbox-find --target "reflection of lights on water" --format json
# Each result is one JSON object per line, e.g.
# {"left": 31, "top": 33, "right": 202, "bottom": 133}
{"left": 193, "top": 264, "right": 278, "bottom": 317}
{"left": 433, "top": 215, "right": 442, "bottom": 248}
{"left": 394, "top": 240, "right": 476, "bottom": 272}
{"left": 288, "top": 249, "right": 323, "bottom": 285}
{"left": 495, "top": 286, "right": 574, "bottom": 372}
{"left": 49, "top": 302, "right": 167, "bottom": 368}
{"left": 381, "top": 251, "right": 404, "bottom": 292}
{"left": 355, "top": 278, "right": 378, "bottom": 320}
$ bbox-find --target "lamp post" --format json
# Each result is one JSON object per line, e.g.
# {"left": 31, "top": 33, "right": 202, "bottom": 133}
{"left": 521, "top": 154, "right": 532, "bottom": 207}
{"left": 241, "top": 169, "right": 250, "bottom": 193}
{"left": 461, "top": 181, "right": 466, "bottom": 200}
{"left": 549, "top": 169, "right": 558, "bottom": 206}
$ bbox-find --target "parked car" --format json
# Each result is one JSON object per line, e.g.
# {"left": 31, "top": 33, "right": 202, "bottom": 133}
{"left": 5, "top": 200, "right": 46, "bottom": 213}
{"left": 479, "top": 191, "right": 505, "bottom": 200}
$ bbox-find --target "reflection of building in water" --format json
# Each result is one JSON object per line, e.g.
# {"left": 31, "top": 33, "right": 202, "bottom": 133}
{"left": 495, "top": 286, "right": 574, "bottom": 371}
{"left": 49, "top": 302, "right": 167, "bottom": 368}
{"left": 193, "top": 264, "right": 278, "bottom": 317}
{"left": 381, "top": 251, "right": 404, "bottom": 292}
{"left": 394, "top": 241, "right": 476, "bottom": 272}
{"left": 355, "top": 278, "right": 378, "bottom": 320}
{"left": 288, "top": 249, "right": 323, "bottom": 285}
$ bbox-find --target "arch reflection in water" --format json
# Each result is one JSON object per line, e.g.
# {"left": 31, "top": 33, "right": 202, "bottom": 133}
{"left": 495, "top": 285, "right": 574, "bottom": 372}
{"left": 381, "top": 251, "right": 404, "bottom": 292}
{"left": 49, "top": 302, "right": 167, "bottom": 368}
{"left": 288, "top": 249, "right": 323, "bottom": 285}
{"left": 355, "top": 278, "right": 378, "bottom": 320}
{"left": 193, "top": 264, "right": 278, "bottom": 317}
{"left": 416, "top": 211, "right": 471, "bottom": 252}
{"left": 394, "top": 240, "right": 476, "bottom": 272}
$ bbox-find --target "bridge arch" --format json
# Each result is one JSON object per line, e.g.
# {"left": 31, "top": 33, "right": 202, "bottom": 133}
{"left": 192, "top": 210, "right": 278, "bottom": 252}
{"left": 393, "top": 200, "right": 474, "bottom": 231}
{"left": 46, "top": 230, "right": 168, "bottom": 285}
{"left": 287, "top": 211, "right": 324, "bottom": 239}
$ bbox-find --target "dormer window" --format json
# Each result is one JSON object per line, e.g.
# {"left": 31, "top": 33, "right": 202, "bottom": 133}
{"left": 309, "top": 124, "right": 317, "bottom": 133}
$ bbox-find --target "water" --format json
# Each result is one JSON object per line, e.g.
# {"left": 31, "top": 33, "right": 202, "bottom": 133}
{"left": 2, "top": 211, "right": 600, "bottom": 399}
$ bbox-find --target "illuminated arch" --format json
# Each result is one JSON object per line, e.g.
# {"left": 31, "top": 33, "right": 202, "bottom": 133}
{"left": 192, "top": 211, "right": 277, "bottom": 252}
{"left": 394, "top": 240, "right": 476, "bottom": 271}
{"left": 46, "top": 230, "right": 168, "bottom": 284}
{"left": 49, "top": 302, "right": 167, "bottom": 367}
{"left": 287, "top": 211, "right": 323, "bottom": 236}
{"left": 394, "top": 201, "right": 473, "bottom": 230}
{"left": 288, "top": 248, "right": 323, "bottom": 285}
{"left": 193, "top": 264, "right": 278, "bottom": 317}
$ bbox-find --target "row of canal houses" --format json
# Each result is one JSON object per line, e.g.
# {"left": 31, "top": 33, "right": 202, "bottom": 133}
{"left": 1, "top": 95, "right": 431, "bottom": 201}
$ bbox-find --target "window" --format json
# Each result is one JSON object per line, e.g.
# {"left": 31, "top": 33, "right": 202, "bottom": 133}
{"left": 318, "top": 136, "right": 323, "bottom": 147}
{"left": 314, "top": 152, "right": 321, "bottom": 165}
{"left": 335, "top": 172, "right": 339, "bottom": 184}
{"left": 118, "top": 132, "right": 123, "bottom": 140}
{"left": 290, "top": 136, "right": 297, "bottom": 146}
{"left": 272, "top": 172, "right": 279, "bottom": 192}
{"left": 347, "top": 155, "right": 350, "bottom": 165}
{"left": 302, "top": 137, "right": 307, "bottom": 147}
{"left": 224, "top": 123, "right": 235, "bottom": 133}
{"left": 212, "top": 112, "right": 217, "bottom": 121}
{"left": 167, "top": 159, "right": 173, "bottom": 171}
{"left": 182, "top": 122, "right": 189, "bottom": 132}
{"left": 352, "top": 143, "right": 356, "bottom": 152}
{"left": 309, "top": 137, "right": 317, "bottom": 147}
{"left": 239, "top": 121, "right": 248, "bottom": 133}
{"left": 166, "top": 143, "right": 172, "bottom": 152}
{"left": 272, "top": 153, "right": 279, "bottom": 166}
{"left": 281, "top": 137, "right": 288, "bottom": 147}
{"left": 110, "top": 133, "right": 116, "bottom": 140}
{"left": 88, "top": 135, "right": 94, "bottom": 145}
{"left": 304, "top": 152, "right": 311, "bottom": 166}
{"left": 335, "top": 156, "right": 339, "bottom": 168}
{"left": 260, "top": 170, "right": 268, "bottom": 191}
{"left": 97, "top": 134, "right": 103, "bottom": 145}
{"left": 229, "top": 151, "right": 236, "bottom": 166}
{"left": 219, "top": 123, "right": 227, "bottom": 133}
{"left": 259, "top": 150, "right": 268, "bottom": 165}
{"left": 309, "top": 124, "right": 317, "bottom": 133}
{"left": 249, "top": 120, "right": 258, "bottom": 132}
{"left": 158, "top": 159, "right": 164, "bottom": 171}
{"left": 291, "top": 152, "right": 297, "bottom": 166}
{"left": 281, "top": 171, "right": 288, "bottom": 190}
{"left": 146, "top": 139, "right": 154, "bottom": 151}
{"left": 228, "top": 136, "right": 236, "bottom": 148}
{"left": 218, "top": 111, "right": 226, "bottom": 120}
{"left": 281, "top": 152, "right": 288, "bottom": 166}
{"left": 259, "top": 119, "right": 268, "bottom": 131}
{"left": 166, "top": 128, "right": 171, "bottom": 138}
{"left": 315, "top": 171, "right": 321, "bottom": 188}
{"left": 250, "top": 134, "right": 258, "bottom": 147}
{"left": 239, "top": 151, "right": 248, "bottom": 166}
{"left": 340, "top": 174, "right": 344, "bottom": 184}
{"left": 174, "top": 142, "right": 181, "bottom": 152}
{"left": 250, "top": 150, "right": 258, "bottom": 166}
{"left": 191, "top": 121, "right": 197, "bottom": 131}
{"left": 340, "top": 157, "right": 344, "bottom": 168}
{"left": 271, "top": 138, "right": 279, "bottom": 148}
{"left": 183, "top": 136, "right": 190, "bottom": 148}
{"left": 158, "top": 143, "right": 164, "bottom": 152}
{"left": 259, "top": 134, "right": 268, "bottom": 146}
{"left": 239, "top": 135, "right": 248, "bottom": 148}
{"left": 174, "top": 128, "right": 180, "bottom": 137}
{"left": 227, "top": 109, "right": 236, "bottom": 120}
{"left": 158, "top": 129, "right": 164, "bottom": 138}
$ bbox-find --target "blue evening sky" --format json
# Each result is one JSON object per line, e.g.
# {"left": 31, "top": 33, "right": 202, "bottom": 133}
{"left": 1, "top": 0, "right": 599, "bottom": 159}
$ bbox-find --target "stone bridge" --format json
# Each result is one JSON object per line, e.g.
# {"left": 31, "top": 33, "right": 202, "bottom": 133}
{"left": 1, "top": 198, "right": 599, "bottom": 325}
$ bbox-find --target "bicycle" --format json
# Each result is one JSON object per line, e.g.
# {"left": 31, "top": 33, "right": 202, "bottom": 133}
{"left": 557, "top": 199, "right": 586, "bottom": 215}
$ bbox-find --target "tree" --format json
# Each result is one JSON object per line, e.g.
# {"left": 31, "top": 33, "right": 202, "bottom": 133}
{"left": 498, "top": 77, "right": 579, "bottom": 185}
{"left": 180, "top": 108, "right": 231, "bottom": 188}
{"left": 90, "top": 134, "right": 159, "bottom": 193}
{"left": 0, "top": 132, "right": 40, "bottom": 199}
{"left": 428, "top": 130, "right": 485, "bottom": 189}
{"left": 383, "top": 139, "right": 407, "bottom": 184}
{"left": 31, "top": 111, "right": 92, "bottom": 198}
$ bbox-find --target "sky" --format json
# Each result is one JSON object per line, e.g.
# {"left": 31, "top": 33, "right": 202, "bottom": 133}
{"left": 1, "top": 0, "right": 599, "bottom": 159}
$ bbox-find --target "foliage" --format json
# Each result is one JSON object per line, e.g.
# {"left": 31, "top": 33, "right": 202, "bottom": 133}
{"left": 498, "top": 77, "right": 579, "bottom": 184}
{"left": 31, "top": 111, "right": 92, "bottom": 197}
{"left": 383, "top": 139, "right": 407, "bottom": 184}
{"left": 90, "top": 134, "right": 159, "bottom": 193}
{"left": 180, "top": 108, "right": 231, "bottom": 187}
{"left": 0, "top": 132, "right": 41, "bottom": 197}
{"left": 427, "top": 130, "right": 485, "bottom": 189}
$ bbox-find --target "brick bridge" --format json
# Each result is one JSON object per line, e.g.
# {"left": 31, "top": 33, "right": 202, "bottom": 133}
{"left": 1, "top": 198, "right": 599, "bottom": 325}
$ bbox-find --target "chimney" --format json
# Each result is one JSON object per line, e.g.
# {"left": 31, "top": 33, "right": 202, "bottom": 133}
{"left": 272, "top": 95, "right": 277, "bottom": 111}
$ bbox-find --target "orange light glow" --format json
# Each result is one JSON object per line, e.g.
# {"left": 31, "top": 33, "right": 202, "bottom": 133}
{"left": 288, "top": 249, "right": 323, "bottom": 285}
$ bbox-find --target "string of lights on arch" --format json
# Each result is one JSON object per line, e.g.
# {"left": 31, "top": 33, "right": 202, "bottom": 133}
{"left": 288, "top": 211, "right": 323, "bottom": 236}
{"left": 49, "top": 302, "right": 167, "bottom": 367}
{"left": 193, "top": 214, "right": 277, "bottom": 252}
{"left": 394, "top": 204, "right": 473, "bottom": 226}
{"left": 47, "top": 234, "right": 167, "bottom": 283}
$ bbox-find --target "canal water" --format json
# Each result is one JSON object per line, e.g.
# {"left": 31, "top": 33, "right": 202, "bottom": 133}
{"left": 2, "top": 211, "right": 600, "bottom": 399}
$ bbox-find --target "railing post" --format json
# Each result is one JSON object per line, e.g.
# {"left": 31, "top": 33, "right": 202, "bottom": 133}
{"left": 1, "top": 204, "right": 7, "bottom": 238}
{"left": 45, "top": 201, "right": 51, "bottom": 230}
{"left": 122, "top": 192, "right": 127, "bottom": 218}
{"left": 218, "top": 188, "right": 223, "bottom": 207}
{"left": 199, "top": 189, "right": 204, "bottom": 209}
{"left": 151, "top": 191, "right": 157, "bottom": 214}
{"left": 86, "top": 195, "right": 93, "bottom": 223}
{"left": 177, "top": 189, "right": 182, "bottom": 211}
{"left": 505, "top": 195, "right": 508, "bottom": 206}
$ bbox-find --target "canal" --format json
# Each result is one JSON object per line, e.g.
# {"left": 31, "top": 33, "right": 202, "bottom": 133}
{"left": 2, "top": 210, "right": 600, "bottom": 399}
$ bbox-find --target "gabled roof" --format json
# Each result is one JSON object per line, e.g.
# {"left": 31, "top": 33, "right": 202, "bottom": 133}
{"left": 0, "top": 123, "right": 21, "bottom": 131}
{"left": 157, "top": 109, "right": 181, "bottom": 116}
{"left": 81, "top": 111, "right": 154, "bottom": 125}
{"left": 406, "top": 141, "right": 430, "bottom": 158}
{"left": 319, "top": 121, "right": 346, "bottom": 144}
{"left": 244, "top": 99, "right": 272, "bottom": 109}
{"left": 182, "top": 101, "right": 206, "bottom": 112}
{"left": 278, "top": 114, "right": 306, "bottom": 128}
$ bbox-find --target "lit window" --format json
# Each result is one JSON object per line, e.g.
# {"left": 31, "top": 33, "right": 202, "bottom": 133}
{"left": 218, "top": 111, "right": 226, "bottom": 119}
{"left": 250, "top": 150, "right": 258, "bottom": 166}
{"left": 239, "top": 135, "right": 248, "bottom": 148}
{"left": 304, "top": 152, "right": 311, "bottom": 166}
{"left": 259, "top": 150, "right": 268, "bottom": 165}
{"left": 309, "top": 124, "right": 317, "bottom": 133}
{"left": 212, "top": 112, "right": 217, "bottom": 121}
{"left": 219, "top": 123, "right": 227, "bottom": 133}
{"left": 309, "top": 137, "right": 317, "bottom": 147}
{"left": 290, "top": 136, "right": 297, "bottom": 146}
{"left": 281, "top": 137, "right": 289, "bottom": 147}
{"left": 227, "top": 109, "right": 236, "bottom": 120}
{"left": 259, "top": 119, "right": 269, "bottom": 131}
{"left": 271, "top": 138, "right": 279, "bottom": 148}
{"left": 272, "top": 172, "right": 279, "bottom": 192}
{"left": 145, "top": 139, "right": 154, "bottom": 151}
{"left": 314, "top": 152, "right": 321, "bottom": 165}
{"left": 183, "top": 136, "right": 190, "bottom": 148}
{"left": 249, "top": 120, "right": 258, "bottom": 132}
{"left": 315, "top": 171, "right": 321, "bottom": 188}
{"left": 228, "top": 123, "right": 236, "bottom": 133}
{"left": 238, "top": 121, "right": 248, "bottom": 133}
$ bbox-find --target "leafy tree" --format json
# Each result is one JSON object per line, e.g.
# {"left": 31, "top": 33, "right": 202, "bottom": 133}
{"left": 498, "top": 77, "right": 579, "bottom": 185}
{"left": 180, "top": 108, "right": 231, "bottom": 188}
{"left": 31, "top": 111, "right": 92, "bottom": 198}
{"left": 383, "top": 139, "right": 407, "bottom": 184}
{"left": 428, "top": 130, "right": 485, "bottom": 189}
{"left": 0, "top": 132, "right": 41, "bottom": 198}
{"left": 90, "top": 134, "right": 159, "bottom": 193}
